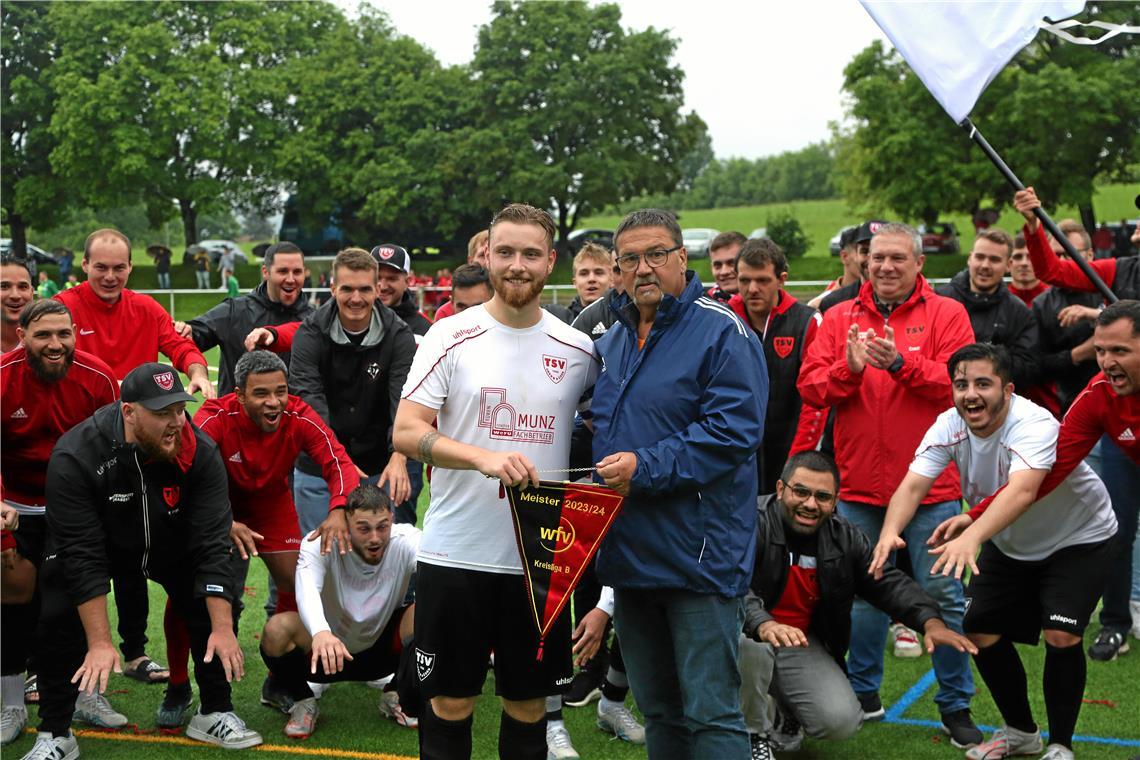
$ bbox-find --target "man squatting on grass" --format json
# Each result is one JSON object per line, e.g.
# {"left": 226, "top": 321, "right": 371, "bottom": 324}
{"left": 874, "top": 342, "right": 1118, "bottom": 760}
{"left": 741, "top": 451, "right": 977, "bottom": 760}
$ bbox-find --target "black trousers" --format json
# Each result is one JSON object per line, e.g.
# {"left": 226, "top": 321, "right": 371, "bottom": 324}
{"left": 112, "top": 570, "right": 149, "bottom": 662}
{"left": 36, "top": 558, "right": 233, "bottom": 736}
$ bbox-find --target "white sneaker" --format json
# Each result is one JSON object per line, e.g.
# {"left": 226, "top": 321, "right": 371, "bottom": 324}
{"left": 1129, "top": 599, "right": 1140, "bottom": 640}
{"left": 284, "top": 698, "right": 319, "bottom": 739}
{"left": 597, "top": 700, "right": 646, "bottom": 745}
{"left": 891, "top": 622, "right": 923, "bottom": 658}
{"left": 965, "top": 725, "right": 1043, "bottom": 760}
{"left": 19, "top": 731, "right": 78, "bottom": 760}
{"left": 2, "top": 705, "right": 28, "bottom": 746}
{"left": 1040, "top": 744, "right": 1075, "bottom": 760}
{"left": 378, "top": 690, "right": 418, "bottom": 728}
{"left": 73, "top": 692, "right": 127, "bottom": 728}
{"left": 186, "top": 710, "right": 263, "bottom": 749}
{"left": 546, "top": 722, "right": 579, "bottom": 760}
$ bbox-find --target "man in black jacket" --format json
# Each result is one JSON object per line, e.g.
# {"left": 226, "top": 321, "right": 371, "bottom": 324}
{"left": 739, "top": 451, "right": 975, "bottom": 759}
{"left": 371, "top": 244, "right": 433, "bottom": 339}
{"left": 289, "top": 248, "right": 417, "bottom": 545}
{"left": 178, "top": 242, "right": 311, "bottom": 394}
{"left": 26, "top": 363, "right": 261, "bottom": 760}
{"left": 937, "top": 228, "right": 1039, "bottom": 391}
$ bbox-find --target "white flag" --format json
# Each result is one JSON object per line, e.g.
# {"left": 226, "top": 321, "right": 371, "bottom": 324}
{"left": 861, "top": 1, "right": 1085, "bottom": 123}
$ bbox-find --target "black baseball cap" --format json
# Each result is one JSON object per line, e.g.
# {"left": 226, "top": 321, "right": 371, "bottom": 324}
{"left": 370, "top": 244, "right": 411, "bottom": 274}
{"left": 853, "top": 220, "right": 891, "bottom": 245}
{"left": 121, "top": 362, "right": 195, "bottom": 410}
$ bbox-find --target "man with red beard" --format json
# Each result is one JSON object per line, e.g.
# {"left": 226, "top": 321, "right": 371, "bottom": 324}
{"left": 1, "top": 256, "right": 34, "bottom": 353}
{"left": 156, "top": 350, "right": 359, "bottom": 728}
{"left": 1, "top": 300, "right": 120, "bottom": 747}
{"left": 727, "top": 238, "right": 824, "bottom": 493}
{"left": 25, "top": 363, "right": 261, "bottom": 759}
{"left": 394, "top": 203, "right": 598, "bottom": 760}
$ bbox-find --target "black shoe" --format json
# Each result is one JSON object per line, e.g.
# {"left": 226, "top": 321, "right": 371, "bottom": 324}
{"left": 857, "top": 691, "right": 885, "bottom": 722}
{"left": 770, "top": 705, "right": 803, "bottom": 752}
{"left": 563, "top": 671, "right": 602, "bottom": 707}
{"left": 260, "top": 675, "right": 294, "bottom": 713}
{"left": 1088, "top": 629, "right": 1130, "bottom": 662}
{"left": 156, "top": 683, "right": 194, "bottom": 728}
{"left": 940, "top": 708, "right": 983, "bottom": 748}
{"left": 749, "top": 733, "right": 776, "bottom": 760}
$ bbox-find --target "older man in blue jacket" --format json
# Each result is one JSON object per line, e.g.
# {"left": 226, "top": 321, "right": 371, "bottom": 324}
{"left": 592, "top": 208, "right": 768, "bottom": 759}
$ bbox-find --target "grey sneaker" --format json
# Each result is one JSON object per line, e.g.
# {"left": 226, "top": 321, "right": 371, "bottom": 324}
{"left": 1040, "top": 744, "right": 1075, "bottom": 760}
{"left": 545, "top": 722, "right": 579, "bottom": 760}
{"left": 284, "top": 698, "right": 319, "bottom": 740}
{"left": 2, "top": 705, "right": 28, "bottom": 746}
{"left": 378, "top": 690, "right": 418, "bottom": 728}
{"left": 73, "top": 692, "right": 127, "bottom": 729}
{"left": 965, "top": 725, "right": 1043, "bottom": 760}
{"left": 19, "top": 731, "right": 78, "bottom": 760}
{"left": 597, "top": 700, "right": 646, "bottom": 744}
{"left": 186, "top": 710, "right": 263, "bottom": 749}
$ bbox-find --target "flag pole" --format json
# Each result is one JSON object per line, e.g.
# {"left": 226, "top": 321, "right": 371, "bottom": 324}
{"left": 960, "top": 117, "right": 1118, "bottom": 304}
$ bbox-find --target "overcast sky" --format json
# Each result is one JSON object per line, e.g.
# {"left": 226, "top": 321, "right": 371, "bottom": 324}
{"left": 352, "top": 0, "right": 890, "bottom": 160}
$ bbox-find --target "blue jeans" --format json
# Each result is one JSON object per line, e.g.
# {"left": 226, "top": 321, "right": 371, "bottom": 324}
{"left": 614, "top": 588, "right": 749, "bottom": 760}
{"left": 1087, "top": 436, "right": 1140, "bottom": 631}
{"left": 838, "top": 500, "right": 974, "bottom": 715}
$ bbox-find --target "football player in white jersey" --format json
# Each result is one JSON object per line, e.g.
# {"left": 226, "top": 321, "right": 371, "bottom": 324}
{"left": 394, "top": 203, "right": 598, "bottom": 760}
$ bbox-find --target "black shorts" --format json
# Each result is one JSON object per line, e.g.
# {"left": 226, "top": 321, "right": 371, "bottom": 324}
{"left": 413, "top": 562, "right": 572, "bottom": 701}
{"left": 308, "top": 605, "right": 408, "bottom": 684}
{"left": 13, "top": 514, "right": 46, "bottom": 568}
{"left": 964, "top": 537, "right": 1115, "bottom": 644}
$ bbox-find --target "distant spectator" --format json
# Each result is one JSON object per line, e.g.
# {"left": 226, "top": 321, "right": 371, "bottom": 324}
{"left": 708, "top": 231, "right": 747, "bottom": 302}
{"left": 64, "top": 274, "right": 79, "bottom": 290}
{"left": 149, "top": 245, "right": 173, "bottom": 290}
{"left": 36, "top": 271, "right": 59, "bottom": 299}
{"left": 218, "top": 246, "right": 237, "bottom": 278}
{"left": 1093, "top": 224, "right": 1114, "bottom": 259}
{"left": 56, "top": 248, "right": 74, "bottom": 285}
{"left": 224, "top": 269, "right": 239, "bottom": 298}
{"left": 191, "top": 247, "right": 210, "bottom": 289}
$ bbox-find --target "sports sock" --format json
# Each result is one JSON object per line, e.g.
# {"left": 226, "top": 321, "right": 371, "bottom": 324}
{"left": 274, "top": 590, "right": 297, "bottom": 615}
{"left": 1043, "top": 641, "right": 1085, "bottom": 749}
{"left": 972, "top": 637, "right": 1036, "bottom": 734}
{"left": 599, "top": 695, "right": 624, "bottom": 713}
{"left": 545, "top": 694, "right": 563, "bottom": 723}
{"left": 1, "top": 674, "right": 24, "bottom": 707}
{"left": 163, "top": 599, "right": 191, "bottom": 687}
{"left": 601, "top": 666, "right": 629, "bottom": 702}
{"left": 258, "top": 646, "right": 315, "bottom": 702}
{"left": 419, "top": 704, "right": 473, "bottom": 760}
{"left": 499, "top": 710, "right": 546, "bottom": 760}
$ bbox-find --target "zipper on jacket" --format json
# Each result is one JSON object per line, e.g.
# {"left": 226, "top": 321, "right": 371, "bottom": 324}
{"left": 697, "top": 537, "right": 707, "bottom": 564}
{"left": 134, "top": 452, "right": 151, "bottom": 578}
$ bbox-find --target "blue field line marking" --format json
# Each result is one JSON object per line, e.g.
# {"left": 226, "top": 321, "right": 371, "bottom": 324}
{"left": 884, "top": 668, "right": 938, "bottom": 721}
{"left": 884, "top": 668, "right": 1140, "bottom": 748}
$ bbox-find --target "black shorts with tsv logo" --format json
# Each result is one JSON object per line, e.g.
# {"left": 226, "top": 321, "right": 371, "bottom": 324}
{"left": 964, "top": 536, "right": 1115, "bottom": 644}
{"left": 413, "top": 561, "right": 572, "bottom": 701}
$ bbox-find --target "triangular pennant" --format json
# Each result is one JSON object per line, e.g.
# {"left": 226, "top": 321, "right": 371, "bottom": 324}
{"left": 506, "top": 480, "right": 624, "bottom": 640}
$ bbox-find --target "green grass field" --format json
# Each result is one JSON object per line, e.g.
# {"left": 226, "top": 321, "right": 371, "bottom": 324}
{"left": 9, "top": 495, "right": 1140, "bottom": 760}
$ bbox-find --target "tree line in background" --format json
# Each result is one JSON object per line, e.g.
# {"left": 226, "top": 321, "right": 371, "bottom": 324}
{"left": 4, "top": 1, "right": 1136, "bottom": 259}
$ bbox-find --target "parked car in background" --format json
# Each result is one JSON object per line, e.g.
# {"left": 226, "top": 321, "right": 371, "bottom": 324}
{"left": 0, "top": 239, "right": 57, "bottom": 266}
{"left": 917, "top": 222, "right": 960, "bottom": 254}
{"left": 748, "top": 227, "right": 767, "bottom": 239}
{"left": 198, "top": 239, "right": 249, "bottom": 266}
{"left": 829, "top": 225, "right": 856, "bottom": 256}
{"left": 682, "top": 227, "right": 718, "bottom": 258}
{"left": 558, "top": 228, "right": 614, "bottom": 257}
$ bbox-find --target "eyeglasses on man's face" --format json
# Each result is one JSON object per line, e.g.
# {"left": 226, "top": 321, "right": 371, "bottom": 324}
{"left": 615, "top": 245, "right": 682, "bottom": 273}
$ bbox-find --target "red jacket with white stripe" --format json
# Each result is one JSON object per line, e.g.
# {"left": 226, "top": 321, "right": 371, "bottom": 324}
{"left": 193, "top": 394, "right": 359, "bottom": 513}
{"left": 798, "top": 277, "right": 974, "bottom": 506}
{"left": 1, "top": 347, "right": 119, "bottom": 506}
{"left": 56, "top": 283, "right": 207, "bottom": 380}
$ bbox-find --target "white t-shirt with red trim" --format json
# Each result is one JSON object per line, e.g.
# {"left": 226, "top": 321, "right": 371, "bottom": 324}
{"left": 910, "top": 394, "right": 1116, "bottom": 561}
{"left": 402, "top": 305, "right": 599, "bottom": 574}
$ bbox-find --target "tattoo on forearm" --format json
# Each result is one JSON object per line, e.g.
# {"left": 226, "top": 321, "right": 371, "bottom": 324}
{"left": 417, "top": 430, "right": 440, "bottom": 466}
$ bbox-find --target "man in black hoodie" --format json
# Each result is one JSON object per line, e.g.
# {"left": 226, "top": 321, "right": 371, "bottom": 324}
{"left": 289, "top": 248, "right": 417, "bottom": 544}
{"left": 937, "top": 228, "right": 1039, "bottom": 391}
{"left": 27, "top": 363, "right": 261, "bottom": 759}
{"left": 177, "top": 242, "right": 312, "bottom": 394}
